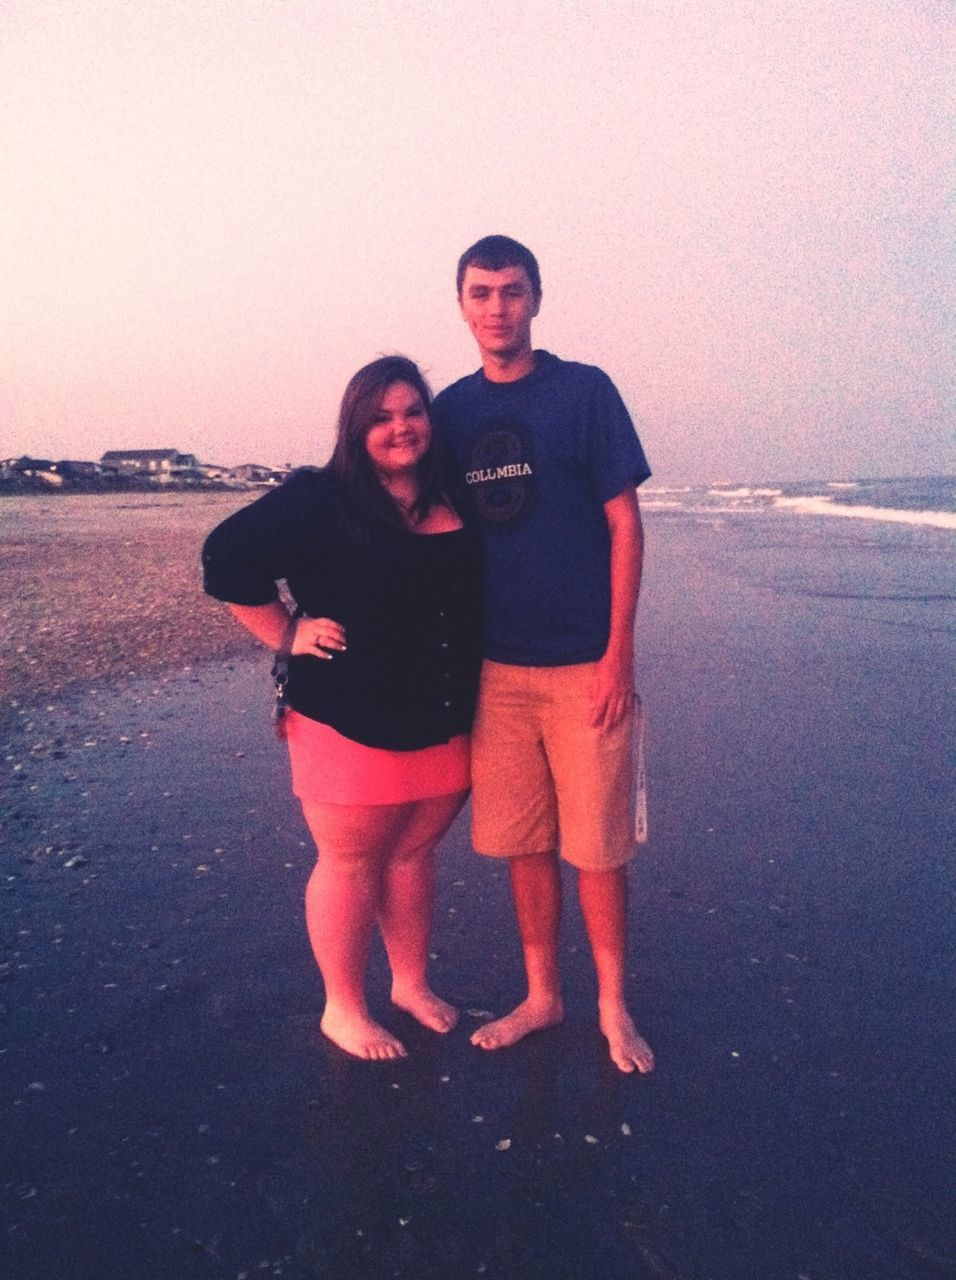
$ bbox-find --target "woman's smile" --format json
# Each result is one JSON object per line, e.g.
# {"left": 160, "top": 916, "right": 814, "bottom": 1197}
{"left": 365, "top": 381, "right": 431, "bottom": 478}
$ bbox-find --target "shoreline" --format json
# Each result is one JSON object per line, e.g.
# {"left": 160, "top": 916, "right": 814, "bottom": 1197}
{"left": 2, "top": 498, "right": 953, "bottom": 1278}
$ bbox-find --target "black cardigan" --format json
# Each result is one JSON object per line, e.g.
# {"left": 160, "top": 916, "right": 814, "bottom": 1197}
{"left": 202, "top": 468, "right": 483, "bottom": 750}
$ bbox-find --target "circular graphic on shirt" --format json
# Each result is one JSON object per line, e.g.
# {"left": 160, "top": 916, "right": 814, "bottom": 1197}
{"left": 465, "top": 423, "right": 534, "bottom": 527}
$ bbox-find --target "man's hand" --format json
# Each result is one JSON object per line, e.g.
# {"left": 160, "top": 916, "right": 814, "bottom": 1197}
{"left": 591, "top": 487, "right": 643, "bottom": 732}
{"left": 590, "top": 649, "right": 634, "bottom": 732}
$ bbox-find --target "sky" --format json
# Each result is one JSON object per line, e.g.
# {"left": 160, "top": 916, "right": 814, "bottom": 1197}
{"left": 1, "top": 0, "right": 953, "bottom": 483}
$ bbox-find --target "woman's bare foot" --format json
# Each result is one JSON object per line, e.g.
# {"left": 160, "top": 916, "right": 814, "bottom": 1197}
{"left": 470, "top": 996, "right": 564, "bottom": 1051}
{"left": 599, "top": 1003, "right": 654, "bottom": 1073}
{"left": 391, "top": 982, "right": 459, "bottom": 1033}
{"left": 320, "top": 1007, "right": 407, "bottom": 1060}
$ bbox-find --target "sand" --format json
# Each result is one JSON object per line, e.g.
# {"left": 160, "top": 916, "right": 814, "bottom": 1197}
{"left": 1, "top": 495, "right": 954, "bottom": 1279}
{"left": 0, "top": 492, "right": 259, "bottom": 703}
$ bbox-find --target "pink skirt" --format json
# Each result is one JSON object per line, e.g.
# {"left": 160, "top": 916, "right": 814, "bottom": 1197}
{"left": 285, "top": 710, "right": 471, "bottom": 806}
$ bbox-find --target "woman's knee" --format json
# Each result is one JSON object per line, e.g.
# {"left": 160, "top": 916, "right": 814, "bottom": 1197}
{"left": 301, "top": 801, "right": 399, "bottom": 865}
{"left": 389, "top": 791, "right": 468, "bottom": 864}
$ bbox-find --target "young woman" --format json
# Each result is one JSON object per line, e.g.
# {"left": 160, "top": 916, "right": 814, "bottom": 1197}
{"left": 202, "top": 357, "right": 482, "bottom": 1060}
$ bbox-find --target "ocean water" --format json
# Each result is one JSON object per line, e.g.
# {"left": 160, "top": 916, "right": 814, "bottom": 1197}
{"left": 642, "top": 473, "right": 956, "bottom": 531}
{"left": 640, "top": 474, "right": 956, "bottom": 646}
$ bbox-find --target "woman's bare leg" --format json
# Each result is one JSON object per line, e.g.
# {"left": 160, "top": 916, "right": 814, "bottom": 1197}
{"left": 301, "top": 801, "right": 408, "bottom": 1061}
{"left": 377, "top": 790, "right": 468, "bottom": 1032}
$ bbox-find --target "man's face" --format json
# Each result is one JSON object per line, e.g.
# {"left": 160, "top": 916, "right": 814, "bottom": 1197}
{"left": 458, "top": 265, "right": 540, "bottom": 362}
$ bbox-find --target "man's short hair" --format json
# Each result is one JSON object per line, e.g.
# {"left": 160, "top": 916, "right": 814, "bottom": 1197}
{"left": 456, "top": 235, "right": 541, "bottom": 302}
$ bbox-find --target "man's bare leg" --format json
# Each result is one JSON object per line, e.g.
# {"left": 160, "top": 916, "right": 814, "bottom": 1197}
{"left": 577, "top": 864, "right": 654, "bottom": 1072}
{"left": 471, "top": 849, "right": 564, "bottom": 1050}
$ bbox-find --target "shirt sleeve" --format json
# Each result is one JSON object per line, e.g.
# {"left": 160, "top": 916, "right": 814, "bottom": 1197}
{"left": 586, "top": 370, "right": 652, "bottom": 504}
{"left": 201, "top": 471, "right": 311, "bottom": 605}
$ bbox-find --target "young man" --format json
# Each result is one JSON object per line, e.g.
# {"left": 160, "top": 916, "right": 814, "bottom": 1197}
{"left": 432, "top": 235, "right": 654, "bottom": 1073}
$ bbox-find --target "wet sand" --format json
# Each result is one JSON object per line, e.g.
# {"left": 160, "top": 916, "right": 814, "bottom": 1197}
{"left": 1, "top": 498, "right": 954, "bottom": 1279}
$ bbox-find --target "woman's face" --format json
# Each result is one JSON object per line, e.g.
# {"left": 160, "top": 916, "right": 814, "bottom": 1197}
{"left": 364, "top": 381, "right": 431, "bottom": 480}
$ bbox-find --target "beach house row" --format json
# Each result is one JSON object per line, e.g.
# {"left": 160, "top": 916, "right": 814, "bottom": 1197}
{"left": 99, "top": 451, "right": 290, "bottom": 485}
{"left": 1, "top": 452, "right": 290, "bottom": 492}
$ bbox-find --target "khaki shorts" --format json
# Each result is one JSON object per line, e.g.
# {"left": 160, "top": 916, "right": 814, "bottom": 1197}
{"left": 470, "top": 660, "right": 638, "bottom": 871}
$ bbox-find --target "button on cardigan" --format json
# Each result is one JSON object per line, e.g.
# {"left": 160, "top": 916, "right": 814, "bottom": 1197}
{"left": 202, "top": 468, "right": 484, "bottom": 751}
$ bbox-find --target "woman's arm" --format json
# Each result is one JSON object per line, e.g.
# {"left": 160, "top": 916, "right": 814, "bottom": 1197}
{"left": 228, "top": 603, "right": 347, "bottom": 658}
{"left": 228, "top": 601, "right": 294, "bottom": 651}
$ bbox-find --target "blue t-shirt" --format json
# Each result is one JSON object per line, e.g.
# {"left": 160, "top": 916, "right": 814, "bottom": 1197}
{"left": 433, "top": 350, "right": 651, "bottom": 666}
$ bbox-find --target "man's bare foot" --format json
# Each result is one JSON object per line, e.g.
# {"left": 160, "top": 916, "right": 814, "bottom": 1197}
{"left": 320, "top": 1007, "right": 407, "bottom": 1060}
{"left": 599, "top": 1004, "right": 654, "bottom": 1074}
{"left": 391, "top": 982, "right": 459, "bottom": 1033}
{"left": 470, "top": 996, "right": 564, "bottom": 1051}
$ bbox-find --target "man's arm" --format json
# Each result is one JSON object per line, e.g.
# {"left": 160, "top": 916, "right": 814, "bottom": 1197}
{"left": 590, "top": 487, "right": 643, "bottom": 731}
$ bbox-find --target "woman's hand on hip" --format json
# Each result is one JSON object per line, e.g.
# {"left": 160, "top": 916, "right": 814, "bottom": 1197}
{"left": 291, "top": 616, "right": 347, "bottom": 660}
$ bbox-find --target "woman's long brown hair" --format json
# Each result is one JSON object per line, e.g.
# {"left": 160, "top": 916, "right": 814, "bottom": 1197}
{"left": 328, "top": 355, "right": 455, "bottom": 530}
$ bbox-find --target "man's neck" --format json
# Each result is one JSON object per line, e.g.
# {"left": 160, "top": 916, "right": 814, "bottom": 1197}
{"left": 481, "top": 348, "right": 536, "bottom": 384}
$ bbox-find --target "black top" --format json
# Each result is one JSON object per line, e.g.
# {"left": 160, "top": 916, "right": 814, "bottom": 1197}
{"left": 202, "top": 468, "right": 483, "bottom": 751}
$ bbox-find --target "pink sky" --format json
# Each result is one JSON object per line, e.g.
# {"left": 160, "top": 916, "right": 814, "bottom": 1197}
{"left": 1, "top": 0, "right": 952, "bottom": 481}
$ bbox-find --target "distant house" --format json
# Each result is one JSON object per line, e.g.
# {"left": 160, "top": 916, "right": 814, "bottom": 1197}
{"left": 56, "top": 460, "right": 104, "bottom": 481}
{"left": 192, "top": 461, "right": 230, "bottom": 482}
{"left": 100, "top": 449, "right": 198, "bottom": 481}
{"left": 10, "top": 455, "right": 56, "bottom": 474}
{"left": 4, "top": 456, "right": 63, "bottom": 486}
{"left": 231, "top": 463, "right": 290, "bottom": 486}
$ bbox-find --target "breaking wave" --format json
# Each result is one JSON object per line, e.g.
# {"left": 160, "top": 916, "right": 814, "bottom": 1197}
{"left": 773, "top": 495, "right": 956, "bottom": 531}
